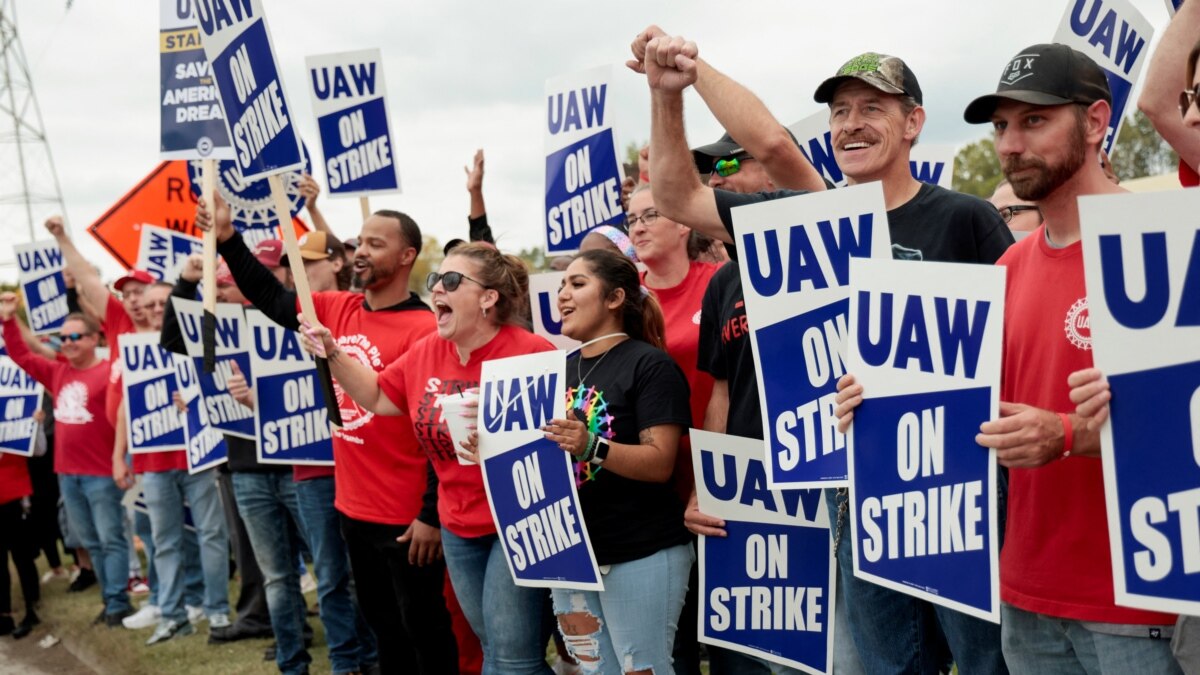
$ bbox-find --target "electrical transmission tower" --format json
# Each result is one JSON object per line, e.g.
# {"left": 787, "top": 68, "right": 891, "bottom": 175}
{"left": 0, "top": 0, "right": 65, "bottom": 263}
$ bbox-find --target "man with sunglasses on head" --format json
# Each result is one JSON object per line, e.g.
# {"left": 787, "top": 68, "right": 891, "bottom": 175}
{"left": 0, "top": 293, "right": 134, "bottom": 627}
{"left": 633, "top": 27, "right": 1013, "bottom": 673}
{"left": 195, "top": 197, "right": 461, "bottom": 674}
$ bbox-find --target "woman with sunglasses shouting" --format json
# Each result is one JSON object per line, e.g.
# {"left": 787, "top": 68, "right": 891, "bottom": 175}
{"left": 301, "top": 243, "right": 557, "bottom": 675}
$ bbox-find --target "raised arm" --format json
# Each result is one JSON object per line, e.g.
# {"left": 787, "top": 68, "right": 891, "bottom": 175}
{"left": 0, "top": 295, "right": 57, "bottom": 388}
{"left": 464, "top": 149, "right": 495, "bottom": 244}
{"left": 298, "top": 174, "right": 332, "bottom": 234}
{"left": 1137, "top": 0, "right": 1200, "bottom": 171}
{"left": 298, "top": 319, "right": 403, "bottom": 416}
{"left": 44, "top": 216, "right": 111, "bottom": 322}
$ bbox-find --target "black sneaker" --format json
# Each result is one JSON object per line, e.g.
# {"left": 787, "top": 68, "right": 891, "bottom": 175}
{"left": 12, "top": 611, "right": 39, "bottom": 639}
{"left": 104, "top": 607, "right": 136, "bottom": 628}
{"left": 208, "top": 623, "right": 273, "bottom": 644}
{"left": 69, "top": 568, "right": 97, "bottom": 593}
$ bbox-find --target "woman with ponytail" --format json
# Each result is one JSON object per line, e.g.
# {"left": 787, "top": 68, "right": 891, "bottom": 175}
{"left": 539, "top": 248, "right": 693, "bottom": 673}
{"left": 301, "top": 243, "right": 554, "bottom": 675}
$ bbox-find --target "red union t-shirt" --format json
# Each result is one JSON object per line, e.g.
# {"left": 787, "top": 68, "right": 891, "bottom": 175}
{"left": 997, "top": 229, "right": 1175, "bottom": 625}
{"left": 0, "top": 452, "right": 31, "bottom": 505}
{"left": 643, "top": 260, "right": 721, "bottom": 496}
{"left": 103, "top": 295, "right": 137, "bottom": 427}
{"left": 3, "top": 318, "right": 115, "bottom": 477}
{"left": 378, "top": 325, "right": 556, "bottom": 538}
{"left": 311, "top": 291, "right": 438, "bottom": 525}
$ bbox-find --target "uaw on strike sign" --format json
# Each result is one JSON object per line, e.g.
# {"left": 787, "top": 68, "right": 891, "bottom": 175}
{"left": 1080, "top": 190, "right": 1200, "bottom": 615}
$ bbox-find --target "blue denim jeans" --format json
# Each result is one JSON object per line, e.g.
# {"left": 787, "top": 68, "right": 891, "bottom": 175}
{"left": 143, "top": 468, "right": 229, "bottom": 622}
{"left": 294, "top": 477, "right": 378, "bottom": 673}
{"left": 551, "top": 543, "right": 694, "bottom": 675}
{"left": 59, "top": 474, "right": 132, "bottom": 615}
{"left": 133, "top": 509, "right": 159, "bottom": 606}
{"left": 826, "top": 488, "right": 1006, "bottom": 674}
{"left": 441, "top": 528, "right": 553, "bottom": 675}
{"left": 1001, "top": 603, "right": 1181, "bottom": 674}
{"left": 232, "top": 472, "right": 310, "bottom": 675}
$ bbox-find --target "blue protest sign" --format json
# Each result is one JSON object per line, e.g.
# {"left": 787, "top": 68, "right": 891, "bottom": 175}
{"left": 733, "top": 184, "right": 892, "bottom": 489}
{"left": 1054, "top": 0, "right": 1154, "bottom": 154}
{"left": 1080, "top": 190, "right": 1200, "bottom": 615}
{"left": 186, "top": 141, "right": 310, "bottom": 248}
{"left": 174, "top": 355, "right": 228, "bottom": 473}
{"left": 846, "top": 258, "right": 1004, "bottom": 622}
{"left": 121, "top": 332, "right": 186, "bottom": 454}
{"left": 170, "top": 297, "right": 255, "bottom": 440}
{"left": 247, "top": 309, "right": 333, "bottom": 465}
{"left": 692, "top": 430, "right": 833, "bottom": 674}
{"left": 160, "top": 0, "right": 233, "bottom": 160}
{"left": 138, "top": 225, "right": 203, "bottom": 282}
{"left": 479, "top": 350, "right": 602, "bottom": 590}
{"left": 528, "top": 272, "right": 580, "bottom": 352}
{"left": 14, "top": 240, "right": 68, "bottom": 336}
{"left": 306, "top": 49, "right": 400, "bottom": 197}
{"left": 0, "top": 358, "right": 43, "bottom": 457}
{"left": 544, "top": 66, "right": 625, "bottom": 254}
{"left": 192, "top": 0, "right": 303, "bottom": 181}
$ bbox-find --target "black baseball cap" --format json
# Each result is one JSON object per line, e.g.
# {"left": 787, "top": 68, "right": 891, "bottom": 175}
{"left": 814, "top": 52, "right": 923, "bottom": 105}
{"left": 964, "top": 43, "right": 1111, "bottom": 124}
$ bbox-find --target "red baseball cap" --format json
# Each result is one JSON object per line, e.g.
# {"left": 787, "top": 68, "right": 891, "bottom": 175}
{"left": 216, "top": 261, "right": 236, "bottom": 287}
{"left": 114, "top": 269, "right": 155, "bottom": 291}
{"left": 253, "top": 239, "right": 284, "bottom": 269}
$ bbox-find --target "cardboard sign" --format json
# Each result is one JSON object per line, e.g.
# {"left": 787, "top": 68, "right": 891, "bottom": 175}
{"left": 120, "top": 332, "right": 186, "bottom": 454}
{"left": 192, "top": 0, "right": 303, "bottom": 181}
{"left": 544, "top": 66, "right": 625, "bottom": 254}
{"left": 1054, "top": 0, "right": 1154, "bottom": 154}
{"left": 0, "top": 358, "right": 43, "bottom": 457}
{"left": 693, "top": 430, "right": 833, "bottom": 674}
{"left": 1080, "top": 190, "right": 1200, "bottom": 615}
{"left": 733, "top": 184, "right": 892, "bottom": 488}
{"left": 907, "top": 144, "right": 956, "bottom": 190}
{"left": 306, "top": 49, "right": 400, "bottom": 197}
{"left": 137, "top": 226, "right": 203, "bottom": 282}
{"left": 170, "top": 297, "right": 255, "bottom": 440}
{"left": 846, "top": 258, "right": 1004, "bottom": 622}
{"left": 478, "top": 350, "right": 602, "bottom": 590}
{"left": 160, "top": 0, "right": 233, "bottom": 160}
{"left": 174, "top": 355, "right": 228, "bottom": 473}
{"left": 247, "top": 309, "right": 333, "bottom": 465}
{"left": 186, "top": 142, "right": 311, "bottom": 248}
{"left": 528, "top": 272, "right": 580, "bottom": 352}
{"left": 788, "top": 112, "right": 954, "bottom": 189}
{"left": 14, "top": 241, "right": 68, "bottom": 336}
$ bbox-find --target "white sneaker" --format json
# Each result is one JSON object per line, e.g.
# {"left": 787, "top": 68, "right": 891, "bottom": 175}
{"left": 299, "top": 572, "right": 317, "bottom": 594}
{"left": 208, "top": 613, "right": 231, "bottom": 629}
{"left": 121, "top": 604, "right": 161, "bottom": 630}
{"left": 40, "top": 568, "right": 70, "bottom": 584}
{"left": 186, "top": 605, "right": 207, "bottom": 625}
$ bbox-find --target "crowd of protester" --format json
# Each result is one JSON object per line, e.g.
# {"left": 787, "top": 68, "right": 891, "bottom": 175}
{"left": 3, "top": 12, "right": 1200, "bottom": 675}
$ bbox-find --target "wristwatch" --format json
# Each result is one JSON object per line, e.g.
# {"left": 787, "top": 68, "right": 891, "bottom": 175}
{"left": 589, "top": 436, "right": 610, "bottom": 465}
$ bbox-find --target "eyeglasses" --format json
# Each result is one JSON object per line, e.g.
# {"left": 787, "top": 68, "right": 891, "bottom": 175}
{"left": 426, "top": 271, "right": 487, "bottom": 293}
{"left": 712, "top": 154, "right": 752, "bottom": 178}
{"left": 998, "top": 205, "right": 1040, "bottom": 224}
{"left": 625, "top": 210, "right": 660, "bottom": 228}
{"left": 1180, "top": 84, "right": 1200, "bottom": 118}
{"left": 58, "top": 332, "right": 92, "bottom": 343}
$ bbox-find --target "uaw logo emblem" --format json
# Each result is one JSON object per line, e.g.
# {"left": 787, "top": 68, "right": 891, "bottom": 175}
{"left": 186, "top": 140, "right": 312, "bottom": 248}
{"left": 1003, "top": 53, "right": 1039, "bottom": 86}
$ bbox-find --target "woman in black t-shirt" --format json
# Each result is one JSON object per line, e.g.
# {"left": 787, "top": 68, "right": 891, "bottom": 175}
{"left": 542, "top": 249, "right": 693, "bottom": 673}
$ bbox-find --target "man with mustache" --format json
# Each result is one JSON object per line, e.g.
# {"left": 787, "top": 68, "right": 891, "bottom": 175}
{"left": 962, "top": 43, "right": 1180, "bottom": 673}
{"left": 639, "top": 33, "right": 1013, "bottom": 673}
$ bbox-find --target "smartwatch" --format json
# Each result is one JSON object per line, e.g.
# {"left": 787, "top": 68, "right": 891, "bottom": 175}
{"left": 589, "top": 436, "right": 610, "bottom": 465}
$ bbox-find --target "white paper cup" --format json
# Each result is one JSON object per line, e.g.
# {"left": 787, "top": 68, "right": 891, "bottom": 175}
{"left": 437, "top": 392, "right": 478, "bottom": 465}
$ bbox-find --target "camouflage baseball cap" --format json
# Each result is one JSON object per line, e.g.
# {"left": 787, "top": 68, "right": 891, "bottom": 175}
{"left": 814, "top": 52, "right": 923, "bottom": 105}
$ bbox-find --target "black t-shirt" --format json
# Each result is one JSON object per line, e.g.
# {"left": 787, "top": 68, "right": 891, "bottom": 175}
{"left": 697, "top": 261, "right": 762, "bottom": 440}
{"left": 566, "top": 339, "right": 692, "bottom": 565}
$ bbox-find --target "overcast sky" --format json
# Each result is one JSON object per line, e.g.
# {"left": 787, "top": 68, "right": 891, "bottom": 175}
{"left": 0, "top": 0, "right": 1176, "bottom": 280}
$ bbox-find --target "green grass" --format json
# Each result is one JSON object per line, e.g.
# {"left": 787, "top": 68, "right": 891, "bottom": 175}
{"left": 16, "top": 552, "right": 331, "bottom": 675}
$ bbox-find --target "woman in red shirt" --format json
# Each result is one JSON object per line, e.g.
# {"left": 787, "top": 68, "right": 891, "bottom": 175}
{"left": 304, "top": 244, "right": 556, "bottom": 675}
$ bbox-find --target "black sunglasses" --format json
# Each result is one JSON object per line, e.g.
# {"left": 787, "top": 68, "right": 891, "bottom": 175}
{"left": 426, "top": 271, "right": 487, "bottom": 293}
{"left": 998, "top": 205, "right": 1040, "bottom": 224}
{"left": 1180, "top": 84, "right": 1200, "bottom": 119}
{"left": 58, "top": 332, "right": 92, "bottom": 343}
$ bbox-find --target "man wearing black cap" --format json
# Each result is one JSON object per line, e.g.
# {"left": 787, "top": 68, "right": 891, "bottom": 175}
{"left": 963, "top": 44, "right": 1180, "bottom": 673}
{"left": 638, "top": 32, "right": 1012, "bottom": 674}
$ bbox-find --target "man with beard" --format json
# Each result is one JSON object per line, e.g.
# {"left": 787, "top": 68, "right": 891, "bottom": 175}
{"left": 961, "top": 43, "right": 1180, "bottom": 672}
{"left": 636, "top": 30, "right": 1012, "bottom": 673}
{"left": 194, "top": 198, "right": 459, "bottom": 674}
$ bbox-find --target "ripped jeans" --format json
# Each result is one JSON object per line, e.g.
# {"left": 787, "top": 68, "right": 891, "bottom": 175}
{"left": 552, "top": 543, "right": 693, "bottom": 675}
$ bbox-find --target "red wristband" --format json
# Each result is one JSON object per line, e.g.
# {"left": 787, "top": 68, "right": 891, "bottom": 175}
{"left": 1057, "top": 412, "right": 1073, "bottom": 459}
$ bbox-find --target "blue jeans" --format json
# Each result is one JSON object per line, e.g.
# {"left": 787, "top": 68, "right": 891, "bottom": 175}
{"left": 59, "top": 474, "right": 132, "bottom": 615}
{"left": 826, "top": 488, "right": 1006, "bottom": 674}
{"left": 294, "top": 477, "right": 378, "bottom": 673}
{"left": 552, "top": 543, "right": 694, "bottom": 675}
{"left": 1001, "top": 603, "right": 1181, "bottom": 674}
{"left": 441, "top": 528, "right": 553, "bottom": 675}
{"left": 133, "top": 509, "right": 159, "bottom": 606}
{"left": 233, "top": 472, "right": 311, "bottom": 675}
{"left": 143, "top": 468, "right": 229, "bottom": 622}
